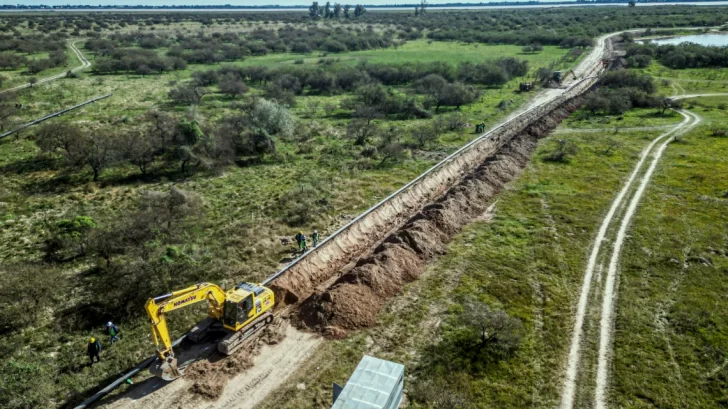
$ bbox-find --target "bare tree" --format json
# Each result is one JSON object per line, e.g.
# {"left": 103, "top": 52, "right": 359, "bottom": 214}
{"left": 169, "top": 84, "right": 208, "bottom": 105}
{"left": 138, "top": 187, "right": 203, "bottom": 232}
{"left": 545, "top": 139, "right": 578, "bottom": 163}
{"left": 219, "top": 74, "right": 249, "bottom": 99}
{"left": 119, "top": 131, "right": 159, "bottom": 175}
{"left": 144, "top": 110, "right": 176, "bottom": 146}
{"left": 0, "top": 92, "right": 19, "bottom": 132}
{"left": 411, "top": 123, "right": 439, "bottom": 148}
{"left": 67, "top": 130, "right": 120, "bottom": 181}
{"left": 34, "top": 122, "right": 83, "bottom": 155}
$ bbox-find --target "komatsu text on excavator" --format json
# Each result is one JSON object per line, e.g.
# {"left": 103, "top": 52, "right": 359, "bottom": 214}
{"left": 145, "top": 282, "right": 275, "bottom": 381}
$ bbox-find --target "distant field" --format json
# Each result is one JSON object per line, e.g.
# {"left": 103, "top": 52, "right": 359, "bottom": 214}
{"left": 236, "top": 40, "right": 572, "bottom": 70}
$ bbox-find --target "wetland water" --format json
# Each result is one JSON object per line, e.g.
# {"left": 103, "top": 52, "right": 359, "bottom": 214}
{"left": 647, "top": 33, "right": 728, "bottom": 46}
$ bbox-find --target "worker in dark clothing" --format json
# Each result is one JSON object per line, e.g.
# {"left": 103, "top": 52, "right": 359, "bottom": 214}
{"left": 87, "top": 337, "right": 102, "bottom": 365}
{"left": 312, "top": 230, "right": 320, "bottom": 248}
{"left": 106, "top": 321, "right": 120, "bottom": 345}
{"left": 295, "top": 231, "right": 303, "bottom": 250}
{"left": 300, "top": 233, "right": 308, "bottom": 252}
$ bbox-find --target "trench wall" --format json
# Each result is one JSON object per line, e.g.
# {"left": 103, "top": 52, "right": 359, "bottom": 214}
{"left": 265, "top": 72, "right": 603, "bottom": 305}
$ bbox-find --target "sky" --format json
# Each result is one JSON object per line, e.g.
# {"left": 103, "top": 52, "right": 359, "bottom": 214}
{"left": 0, "top": 0, "right": 554, "bottom": 6}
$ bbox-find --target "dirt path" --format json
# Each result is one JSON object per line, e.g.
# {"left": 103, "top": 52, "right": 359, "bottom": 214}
{"left": 0, "top": 40, "right": 90, "bottom": 95}
{"left": 593, "top": 109, "right": 700, "bottom": 409}
{"left": 558, "top": 110, "right": 695, "bottom": 409}
{"left": 554, "top": 125, "right": 674, "bottom": 134}
{"left": 100, "top": 324, "right": 321, "bottom": 409}
{"left": 557, "top": 102, "right": 711, "bottom": 409}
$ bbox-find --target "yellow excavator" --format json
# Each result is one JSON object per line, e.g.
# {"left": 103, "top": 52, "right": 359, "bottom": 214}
{"left": 145, "top": 281, "right": 275, "bottom": 381}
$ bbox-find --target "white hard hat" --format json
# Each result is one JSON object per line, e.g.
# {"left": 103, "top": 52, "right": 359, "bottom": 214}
{"left": 107, "top": 322, "right": 112, "bottom": 327}
{"left": 314, "top": 230, "right": 318, "bottom": 233}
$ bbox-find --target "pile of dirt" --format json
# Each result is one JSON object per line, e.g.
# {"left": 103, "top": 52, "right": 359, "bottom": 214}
{"left": 185, "top": 319, "right": 288, "bottom": 399}
{"left": 300, "top": 97, "right": 582, "bottom": 333}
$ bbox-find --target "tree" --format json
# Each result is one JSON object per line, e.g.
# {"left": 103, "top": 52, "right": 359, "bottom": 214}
{"left": 0, "top": 92, "right": 19, "bottom": 132}
{"left": 333, "top": 3, "right": 343, "bottom": 18}
{"left": 419, "top": 0, "right": 428, "bottom": 14}
{"left": 324, "top": 2, "right": 332, "bottom": 18}
{"left": 584, "top": 92, "right": 609, "bottom": 115}
{"left": 378, "top": 129, "right": 407, "bottom": 166}
{"left": 68, "top": 130, "right": 120, "bottom": 181}
{"left": 137, "top": 187, "right": 202, "bottom": 232}
{"left": 119, "top": 131, "right": 159, "bottom": 175}
{"left": 458, "top": 301, "right": 523, "bottom": 358}
{"left": 545, "top": 139, "right": 578, "bottom": 163}
{"left": 28, "top": 77, "right": 38, "bottom": 87}
{"left": 218, "top": 74, "right": 249, "bottom": 99}
{"left": 659, "top": 97, "right": 683, "bottom": 114}
{"left": 354, "top": 83, "right": 388, "bottom": 109}
{"left": 167, "top": 119, "right": 214, "bottom": 174}
{"left": 44, "top": 216, "right": 97, "bottom": 261}
{"left": 145, "top": 110, "right": 176, "bottom": 147}
{"left": 628, "top": 0, "right": 636, "bottom": 6}
{"left": 354, "top": 4, "right": 366, "bottom": 17}
{"left": 347, "top": 117, "right": 378, "bottom": 146}
{"left": 442, "top": 83, "right": 479, "bottom": 110}
{"left": 248, "top": 98, "right": 295, "bottom": 139}
{"left": 343, "top": 4, "right": 351, "bottom": 18}
{"left": 217, "top": 99, "right": 295, "bottom": 157}
{"left": 414, "top": 74, "right": 449, "bottom": 111}
{"left": 34, "top": 122, "right": 83, "bottom": 155}
{"left": 410, "top": 123, "right": 439, "bottom": 148}
{"left": 169, "top": 84, "right": 208, "bottom": 105}
{"left": 309, "top": 1, "right": 321, "bottom": 18}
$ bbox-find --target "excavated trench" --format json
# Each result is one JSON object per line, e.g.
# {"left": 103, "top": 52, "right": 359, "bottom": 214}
{"left": 297, "top": 96, "right": 584, "bottom": 334}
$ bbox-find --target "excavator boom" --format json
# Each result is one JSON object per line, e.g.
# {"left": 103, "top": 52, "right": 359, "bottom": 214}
{"left": 144, "top": 283, "right": 227, "bottom": 380}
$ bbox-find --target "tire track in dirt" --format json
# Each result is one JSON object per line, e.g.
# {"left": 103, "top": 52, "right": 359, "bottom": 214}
{"left": 559, "top": 110, "right": 694, "bottom": 409}
{"left": 0, "top": 40, "right": 90, "bottom": 95}
{"left": 593, "top": 109, "right": 701, "bottom": 409}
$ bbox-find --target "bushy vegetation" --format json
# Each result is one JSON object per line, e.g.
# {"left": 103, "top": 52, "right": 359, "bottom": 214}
{"left": 627, "top": 41, "right": 728, "bottom": 69}
{"left": 584, "top": 70, "right": 663, "bottom": 116}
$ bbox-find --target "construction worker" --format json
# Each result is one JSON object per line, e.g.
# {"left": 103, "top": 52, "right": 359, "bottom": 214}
{"left": 87, "top": 337, "right": 102, "bottom": 365}
{"left": 312, "top": 230, "right": 320, "bottom": 248}
{"left": 106, "top": 321, "right": 120, "bottom": 345}
{"left": 295, "top": 231, "right": 304, "bottom": 250}
{"left": 300, "top": 232, "right": 308, "bottom": 252}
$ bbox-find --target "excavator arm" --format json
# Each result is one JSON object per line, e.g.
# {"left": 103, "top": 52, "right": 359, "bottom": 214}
{"left": 144, "top": 283, "right": 227, "bottom": 380}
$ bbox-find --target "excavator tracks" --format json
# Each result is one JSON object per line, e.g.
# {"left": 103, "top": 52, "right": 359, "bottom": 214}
{"left": 218, "top": 312, "right": 274, "bottom": 355}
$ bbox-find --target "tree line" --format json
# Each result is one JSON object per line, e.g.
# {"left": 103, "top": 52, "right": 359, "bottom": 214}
{"left": 32, "top": 98, "right": 294, "bottom": 182}
{"left": 583, "top": 70, "right": 678, "bottom": 116}
{"left": 626, "top": 42, "right": 728, "bottom": 69}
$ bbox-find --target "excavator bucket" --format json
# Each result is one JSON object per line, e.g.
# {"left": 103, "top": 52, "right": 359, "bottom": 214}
{"left": 159, "top": 356, "right": 182, "bottom": 381}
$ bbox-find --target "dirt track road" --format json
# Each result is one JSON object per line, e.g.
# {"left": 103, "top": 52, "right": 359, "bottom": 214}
{"left": 559, "top": 92, "right": 728, "bottom": 409}
{"left": 0, "top": 40, "right": 90, "bottom": 95}
{"left": 94, "top": 31, "right": 615, "bottom": 409}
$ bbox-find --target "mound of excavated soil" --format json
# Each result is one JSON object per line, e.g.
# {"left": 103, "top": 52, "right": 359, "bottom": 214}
{"left": 184, "top": 318, "right": 288, "bottom": 399}
{"left": 300, "top": 97, "right": 582, "bottom": 332}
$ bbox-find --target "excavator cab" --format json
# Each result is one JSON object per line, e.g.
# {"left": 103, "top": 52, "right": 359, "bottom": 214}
{"left": 223, "top": 294, "right": 253, "bottom": 328}
{"left": 222, "top": 283, "right": 271, "bottom": 331}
